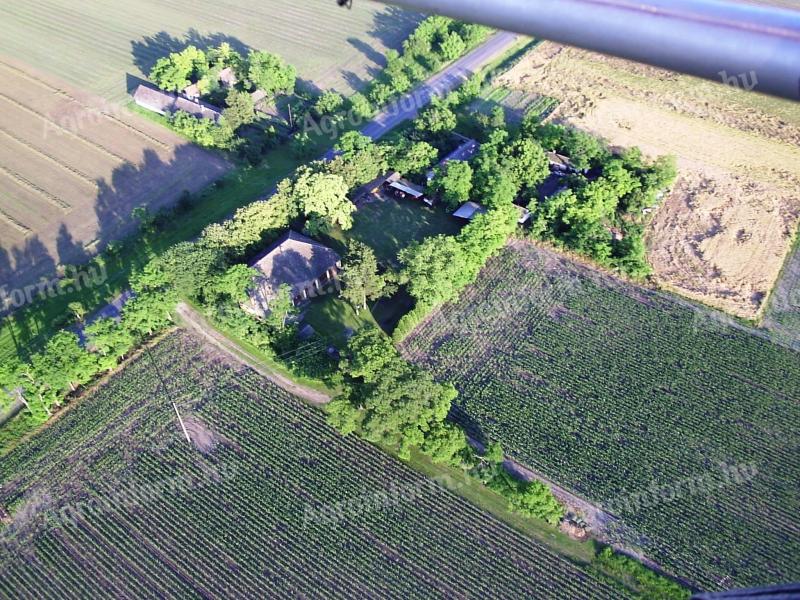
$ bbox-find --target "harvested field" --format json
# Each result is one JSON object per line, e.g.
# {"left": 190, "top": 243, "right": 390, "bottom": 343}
{"left": 498, "top": 43, "right": 800, "bottom": 319}
{"left": 401, "top": 240, "right": 800, "bottom": 591}
{"left": 0, "top": 58, "right": 230, "bottom": 291}
{"left": 0, "top": 1, "right": 420, "bottom": 102}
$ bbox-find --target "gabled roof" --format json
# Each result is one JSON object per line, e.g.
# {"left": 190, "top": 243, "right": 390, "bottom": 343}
{"left": 453, "top": 201, "right": 487, "bottom": 220}
{"left": 219, "top": 67, "right": 238, "bottom": 88}
{"left": 388, "top": 180, "right": 425, "bottom": 198}
{"left": 133, "top": 85, "right": 177, "bottom": 115}
{"left": 250, "top": 231, "right": 341, "bottom": 299}
{"left": 132, "top": 84, "right": 222, "bottom": 123}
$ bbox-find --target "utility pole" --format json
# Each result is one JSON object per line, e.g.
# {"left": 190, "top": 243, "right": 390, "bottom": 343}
{"left": 144, "top": 344, "right": 192, "bottom": 445}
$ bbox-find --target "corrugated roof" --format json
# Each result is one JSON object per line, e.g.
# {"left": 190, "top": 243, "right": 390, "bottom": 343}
{"left": 453, "top": 201, "right": 486, "bottom": 220}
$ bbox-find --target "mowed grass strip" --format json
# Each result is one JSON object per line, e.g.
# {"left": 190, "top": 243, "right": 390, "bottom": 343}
{"left": 400, "top": 240, "right": 800, "bottom": 591}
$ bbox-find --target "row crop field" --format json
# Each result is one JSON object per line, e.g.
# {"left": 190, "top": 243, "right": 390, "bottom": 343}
{"left": 0, "top": 330, "right": 626, "bottom": 598}
{"left": 0, "top": 58, "right": 230, "bottom": 291}
{"left": 400, "top": 240, "right": 800, "bottom": 591}
{"left": 0, "top": 0, "right": 419, "bottom": 102}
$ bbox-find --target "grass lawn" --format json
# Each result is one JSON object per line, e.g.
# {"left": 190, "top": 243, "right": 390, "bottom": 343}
{"left": 302, "top": 294, "right": 378, "bottom": 347}
{"left": 325, "top": 196, "right": 462, "bottom": 267}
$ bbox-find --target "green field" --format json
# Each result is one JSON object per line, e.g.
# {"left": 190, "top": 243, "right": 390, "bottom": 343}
{"left": 0, "top": 329, "right": 627, "bottom": 598}
{"left": 401, "top": 240, "right": 800, "bottom": 591}
{"left": 0, "top": 0, "right": 419, "bottom": 102}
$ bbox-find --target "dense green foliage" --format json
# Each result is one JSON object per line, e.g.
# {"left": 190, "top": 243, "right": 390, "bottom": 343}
{"left": 594, "top": 548, "right": 689, "bottom": 600}
{"left": 0, "top": 332, "right": 625, "bottom": 598}
{"left": 402, "top": 242, "right": 800, "bottom": 590}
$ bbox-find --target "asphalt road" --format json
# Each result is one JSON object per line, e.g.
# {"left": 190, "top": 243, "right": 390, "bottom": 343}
{"left": 322, "top": 30, "right": 520, "bottom": 160}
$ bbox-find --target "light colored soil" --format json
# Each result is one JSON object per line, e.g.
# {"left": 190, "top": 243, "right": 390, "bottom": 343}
{"left": 0, "top": 58, "right": 231, "bottom": 291}
{"left": 498, "top": 43, "right": 800, "bottom": 319}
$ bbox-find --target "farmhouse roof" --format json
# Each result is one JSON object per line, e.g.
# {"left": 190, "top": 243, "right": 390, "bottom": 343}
{"left": 427, "top": 136, "right": 479, "bottom": 181}
{"left": 250, "top": 231, "right": 341, "bottom": 299}
{"left": 219, "top": 67, "right": 238, "bottom": 88}
{"left": 133, "top": 84, "right": 222, "bottom": 123}
{"left": 183, "top": 83, "right": 201, "bottom": 99}
{"left": 133, "top": 85, "right": 177, "bottom": 115}
{"left": 453, "top": 201, "right": 487, "bottom": 220}
{"left": 547, "top": 151, "right": 572, "bottom": 170}
{"left": 388, "top": 180, "right": 425, "bottom": 199}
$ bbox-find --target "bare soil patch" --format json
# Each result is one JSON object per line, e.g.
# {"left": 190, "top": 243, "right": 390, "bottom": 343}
{"left": 499, "top": 43, "right": 800, "bottom": 318}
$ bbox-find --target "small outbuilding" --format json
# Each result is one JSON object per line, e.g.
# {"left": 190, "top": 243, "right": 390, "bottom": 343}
{"left": 384, "top": 177, "right": 432, "bottom": 206}
{"left": 453, "top": 201, "right": 487, "bottom": 221}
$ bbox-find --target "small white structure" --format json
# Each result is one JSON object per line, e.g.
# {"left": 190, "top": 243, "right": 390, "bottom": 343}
{"left": 453, "top": 201, "right": 487, "bottom": 221}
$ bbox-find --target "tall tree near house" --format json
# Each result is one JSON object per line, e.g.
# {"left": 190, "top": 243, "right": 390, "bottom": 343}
{"left": 265, "top": 284, "right": 295, "bottom": 331}
{"left": 289, "top": 168, "right": 354, "bottom": 235}
{"left": 431, "top": 160, "right": 473, "bottom": 209}
{"left": 246, "top": 50, "right": 296, "bottom": 95}
{"left": 223, "top": 90, "right": 256, "bottom": 131}
{"left": 340, "top": 241, "right": 388, "bottom": 313}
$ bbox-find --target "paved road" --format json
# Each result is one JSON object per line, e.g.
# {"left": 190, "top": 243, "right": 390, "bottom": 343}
{"left": 321, "top": 30, "right": 520, "bottom": 161}
{"left": 360, "top": 31, "right": 520, "bottom": 141}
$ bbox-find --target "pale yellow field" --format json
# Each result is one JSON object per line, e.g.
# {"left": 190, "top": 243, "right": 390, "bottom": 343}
{"left": 499, "top": 43, "right": 800, "bottom": 319}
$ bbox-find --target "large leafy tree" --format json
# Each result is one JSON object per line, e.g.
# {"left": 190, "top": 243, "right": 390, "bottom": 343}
{"left": 150, "top": 46, "right": 208, "bottom": 91}
{"left": 432, "top": 160, "right": 473, "bottom": 209}
{"left": 399, "top": 235, "right": 468, "bottom": 306}
{"left": 340, "top": 241, "right": 389, "bottom": 313}
{"left": 289, "top": 168, "right": 354, "bottom": 234}
{"left": 223, "top": 90, "right": 255, "bottom": 131}
{"left": 246, "top": 50, "right": 296, "bottom": 95}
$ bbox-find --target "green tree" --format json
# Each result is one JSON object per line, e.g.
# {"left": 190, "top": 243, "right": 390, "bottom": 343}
{"left": 315, "top": 90, "right": 345, "bottom": 116}
{"left": 414, "top": 100, "right": 457, "bottom": 135}
{"left": 289, "top": 168, "right": 354, "bottom": 234}
{"left": 432, "top": 160, "right": 473, "bottom": 209}
{"left": 439, "top": 31, "right": 466, "bottom": 61}
{"left": 246, "top": 50, "right": 296, "bottom": 95}
{"left": 422, "top": 422, "right": 471, "bottom": 466}
{"left": 149, "top": 46, "right": 208, "bottom": 91}
{"left": 265, "top": 283, "right": 296, "bottom": 331}
{"left": 340, "top": 241, "right": 388, "bottom": 313}
{"left": 223, "top": 90, "right": 255, "bottom": 131}
{"left": 85, "top": 317, "right": 135, "bottom": 371}
{"left": 399, "top": 235, "right": 468, "bottom": 305}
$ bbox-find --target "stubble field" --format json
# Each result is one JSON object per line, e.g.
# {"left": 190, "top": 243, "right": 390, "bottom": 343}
{"left": 0, "top": 0, "right": 419, "bottom": 102}
{"left": 498, "top": 42, "right": 800, "bottom": 320}
{"left": 0, "top": 58, "right": 230, "bottom": 291}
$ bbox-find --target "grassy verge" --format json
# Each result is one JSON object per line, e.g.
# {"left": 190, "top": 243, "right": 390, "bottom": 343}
{"left": 176, "top": 299, "right": 338, "bottom": 398}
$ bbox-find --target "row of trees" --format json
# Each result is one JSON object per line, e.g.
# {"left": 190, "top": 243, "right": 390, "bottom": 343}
{"left": 326, "top": 326, "right": 565, "bottom": 524}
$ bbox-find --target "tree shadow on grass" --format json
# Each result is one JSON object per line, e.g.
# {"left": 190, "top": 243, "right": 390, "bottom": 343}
{"left": 130, "top": 29, "right": 253, "bottom": 77}
{"left": 368, "top": 6, "right": 423, "bottom": 49}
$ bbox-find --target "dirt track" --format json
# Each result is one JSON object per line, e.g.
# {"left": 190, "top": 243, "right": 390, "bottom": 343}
{"left": 175, "top": 303, "right": 331, "bottom": 406}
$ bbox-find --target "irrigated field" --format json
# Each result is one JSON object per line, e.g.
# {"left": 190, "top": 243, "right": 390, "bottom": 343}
{"left": 401, "top": 240, "right": 800, "bottom": 591}
{"left": 0, "top": 58, "right": 230, "bottom": 291}
{"left": 0, "top": 0, "right": 419, "bottom": 102}
{"left": 0, "top": 330, "right": 626, "bottom": 598}
{"left": 498, "top": 42, "right": 800, "bottom": 320}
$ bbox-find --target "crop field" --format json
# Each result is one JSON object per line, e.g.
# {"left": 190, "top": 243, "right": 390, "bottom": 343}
{"left": 471, "top": 86, "right": 558, "bottom": 123}
{"left": 0, "top": 0, "right": 419, "bottom": 103}
{"left": 0, "top": 329, "right": 626, "bottom": 598}
{"left": 0, "top": 58, "right": 230, "bottom": 291}
{"left": 498, "top": 42, "right": 800, "bottom": 320}
{"left": 400, "top": 240, "right": 800, "bottom": 591}
{"left": 763, "top": 232, "right": 800, "bottom": 350}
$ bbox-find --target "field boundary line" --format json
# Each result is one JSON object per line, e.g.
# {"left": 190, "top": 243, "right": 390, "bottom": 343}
{"left": 0, "top": 93, "right": 126, "bottom": 164}
{"left": 0, "top": 164, "right": 71, "bottom": 212}
{"left": 0, "top": 204, "right": 31, "bottom": 236}
{"left": 0, "top": 60, "right": 171, "bottom": 152}
{"left": 0, "top": 126, "right": 99, "bottom": 190}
